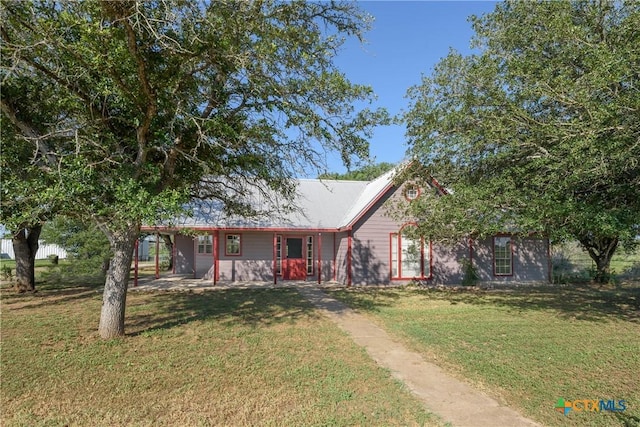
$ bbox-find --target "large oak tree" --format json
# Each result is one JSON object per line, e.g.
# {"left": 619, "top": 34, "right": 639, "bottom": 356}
{"left": 1, "top": 73, "right": 59, "bottom": 292}
{"left": 401, "top": 0, "right": 640, "bottom": 282}
{"left": 1, "top": 0, "right": 386, "bottom": 337}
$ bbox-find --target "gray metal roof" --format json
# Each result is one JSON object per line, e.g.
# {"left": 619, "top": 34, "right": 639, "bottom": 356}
{"left": 169, "top": 168, "right": 397, "bottom": 231}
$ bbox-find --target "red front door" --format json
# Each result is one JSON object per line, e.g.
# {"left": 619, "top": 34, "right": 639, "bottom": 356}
{"left": 283, "top": 237, "right": 306, "bottom": 280}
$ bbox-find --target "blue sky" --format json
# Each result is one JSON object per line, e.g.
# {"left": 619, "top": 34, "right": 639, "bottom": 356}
{"left": 327, "top": 1, "right": 497, "bottom": 173}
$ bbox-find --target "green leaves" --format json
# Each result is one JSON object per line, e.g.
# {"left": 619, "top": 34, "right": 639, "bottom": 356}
{"left": 2, "top": 0, "right": 384, "bottom": 231}
{"left": 402, "top": 1, "right": 640, "bottom": 275}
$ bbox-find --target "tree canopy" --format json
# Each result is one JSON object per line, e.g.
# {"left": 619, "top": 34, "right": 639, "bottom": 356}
{"left": 401, "top": 0, "right": 640, "bottom": 282}
{"left": 318, "top": 162, "right": 396, "bottom": 181}
{"left": 1, "top": 0, "right": 386, "bottom": 337}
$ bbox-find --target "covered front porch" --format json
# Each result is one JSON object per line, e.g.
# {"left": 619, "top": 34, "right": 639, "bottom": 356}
{"left": 134, "top": 228, "right": 354, "bottom": 287}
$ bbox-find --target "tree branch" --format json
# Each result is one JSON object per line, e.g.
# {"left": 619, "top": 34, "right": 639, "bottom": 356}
{"left": 0, "top": 99, "right": 58, "bottom": 169}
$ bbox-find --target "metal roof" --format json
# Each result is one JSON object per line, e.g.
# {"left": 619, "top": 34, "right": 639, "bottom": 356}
{"left": 168, "top": 168, "right": 398, "bottom": 231}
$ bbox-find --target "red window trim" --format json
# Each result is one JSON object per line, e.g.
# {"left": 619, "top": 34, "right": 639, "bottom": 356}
{"left": 390, "top": 224, "right": 432, "bottom": 280}
{"left": 278, "top": 235, "right": 314, "bottom": 277}
{"left": 306, "top": 235, "right": 314, "bottom": 276}
{"left": 275, "top": 234, "right": 283, "bottom": 276}
{"left": 492, "top": 235, "right": 514, "bottom": 277}
{"left": 224, "top": 233, "right": 242, "bottom": 256}
{"left": 403, "top": 185, "right": 421, "bottom": 201}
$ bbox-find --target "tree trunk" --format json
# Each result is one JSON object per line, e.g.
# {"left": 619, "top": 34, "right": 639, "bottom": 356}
{"left": 161, "top": 234, "right": 173, "bottom": 271}
{"left": 577, "top": 235, "right": 619, "bottom": 284}
{"left": 12, "top": 225, "right": 42, "bottom": 292}
{"left": 100, "top": 258, "right": 110, "bottom": 276}
{"left": 98, "top": 221, "right": 139, "bottom": 339}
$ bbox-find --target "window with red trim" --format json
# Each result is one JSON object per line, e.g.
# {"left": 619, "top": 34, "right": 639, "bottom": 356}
{"left": 404, "top": 185, "right": 420, "bottom": 201}
{"left": 276, "top": 235, "right": 282, "bottom": 275}
{"left": 493, "top": 236, "right": 513, "bottom": 275}
{"left": 390, "top": 227, "right": 429, "bottom": 279}
{"left": 306, "top": 236, "right": 314, "bottom": 275}
{"left": 225, "top": 234, "right": 241, "bottom": 256}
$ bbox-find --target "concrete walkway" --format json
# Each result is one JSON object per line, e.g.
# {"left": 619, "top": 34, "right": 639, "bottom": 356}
{"left": 297, "top": 286, "right": 542, "bottom": 427}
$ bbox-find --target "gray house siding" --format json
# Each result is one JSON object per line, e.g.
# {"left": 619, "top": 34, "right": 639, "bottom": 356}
{"left": 175, "top": 234, "right": 195, "bottom": 276}
{"left": 431, "top": 240, "right": 469, "bottom": 285}
{"left": 350, "top": 185, "right": 470, "bottom": 285}
{"left": 350, "top": 189, "right": 397, "bottom": 285}
{"left": 347, "top": 185, "right": 551, "bottom": 285}
{"left": 317, "top": 232, "right": 335, "bottom": 283}
{"left": 217, "top": 232, "right": 273, "bottom": 281}
{"left": 334, "top": 232, "right": 349, "bottom": 284}
{"left": 473, "top": 237, "right": 550, "bottom": 283}
{"left": 195, "top": 235, "right": 215, "bottom": 279}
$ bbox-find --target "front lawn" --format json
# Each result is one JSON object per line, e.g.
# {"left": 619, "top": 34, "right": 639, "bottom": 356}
{"left": 2, "top": 285, "right": 440, "bottom": 426}
{"left": 330, "top": 284, "right": 640, "bottom": 427}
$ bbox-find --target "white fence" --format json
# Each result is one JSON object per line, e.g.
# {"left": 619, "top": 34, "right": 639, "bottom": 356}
{"left": 0, "top": 239, "right": 68, "bottom": 260}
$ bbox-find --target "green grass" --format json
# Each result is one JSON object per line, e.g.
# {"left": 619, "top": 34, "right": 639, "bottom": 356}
{"left": 0, "top": 258, "right": 60, "bottom": 270}
{"left": 0, "top": 259, "right": 72, "bottom": 282}
{"left": 2, "top": 284, "right": 441, "bottom": 426}
{"left": 553, "top": 243, "right": 640, "bottom": 282}
{"left": 330, "top": 284, "right": 640, "bottom": 427}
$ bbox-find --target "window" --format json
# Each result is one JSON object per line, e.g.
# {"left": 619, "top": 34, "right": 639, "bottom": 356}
{"left": 390, "top": 228, "right": 429, "bottom": 279}
{"left": 404, "top": 185, "right": 420, "bottom": 201}
{"left": 197, "top": 235, "right": 212, "bottom": 254}
{"left": 225, "top": 234, "right": 241, "bottom": 256}
{"left": 276, "top": 235, "right": 282, "bottom": 275}
{"left": 494, "top": 236, "right": 513, "bottom": 276}
{"left": 306, "top": 236, "right": 314, "bottom": 275}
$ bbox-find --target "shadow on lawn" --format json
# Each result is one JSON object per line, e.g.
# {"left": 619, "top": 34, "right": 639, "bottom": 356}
{"left": 3, "top": 280, "right": 320, "bottom": 336}
{"left": 333, "top": 283, "right": 640, "bottom": 323}
{"left": 126, "top": 288, "right": 320, "bottom": 336}
{"left": 1, "top": 278, "right": 103, "bottom": 310}
{"left": 330, "top": 288, "right": 405, "bottom": 313}
{"left": 431, "top": 284, "right": 640, "bottom": 323}
{"left": 615, "top": 411, "right": 640, "bottom": 427}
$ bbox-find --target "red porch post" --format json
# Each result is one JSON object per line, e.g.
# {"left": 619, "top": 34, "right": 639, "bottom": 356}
{"left": 347, "top": 230, "right": 352, "bottom": 287}
{"left": 154, "top": 232, "right": 160, "bottom": 279}
{"left": 318, "top": 232, "right": 322, "bottom": 284}
{"left": 134, "top": 238, "right": 139, "bottom": 287}
{"left": 213, "top": 231, "right": 219, "bottom": 285}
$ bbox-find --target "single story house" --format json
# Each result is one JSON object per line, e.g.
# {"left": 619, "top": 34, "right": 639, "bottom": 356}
{"left": 140, "top": 167, "right": 550, "bottom": 286}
